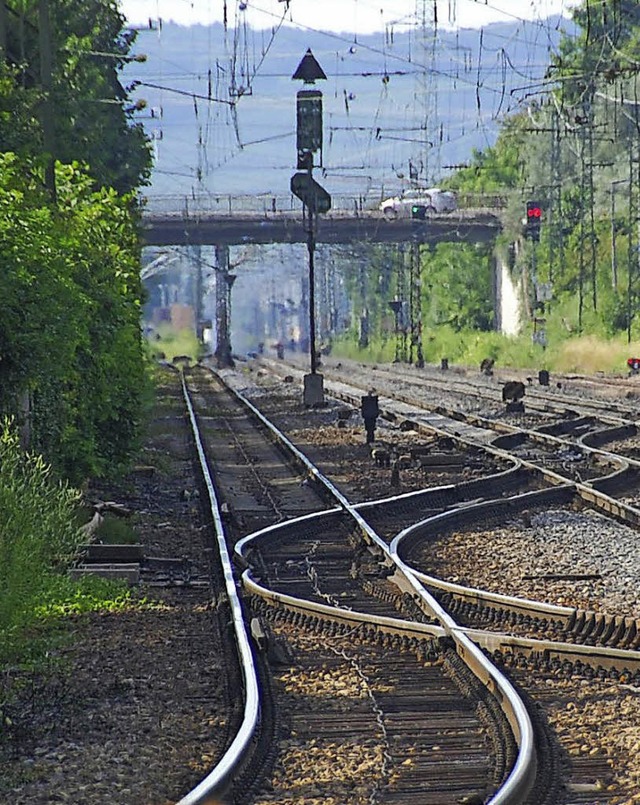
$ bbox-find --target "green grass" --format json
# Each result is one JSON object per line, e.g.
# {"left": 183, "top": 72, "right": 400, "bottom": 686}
{"left": 0, "top": 421, "right": 147, "bottom": 673}
{"left": 95, "top": 514, "right": 139, "bottom": 545}
{"left": 146, "top": 324, "right": 202, "bottom": 363}
{"left": 333, "top": 328, "right": 640, "bottom": 375}
{"left": 34, "top": 575, "right": 135, "bottom": 619}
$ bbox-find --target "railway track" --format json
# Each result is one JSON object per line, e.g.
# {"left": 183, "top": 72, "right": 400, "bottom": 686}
{"left": 154, "top": 357, "right": 640, "bottom": 804}
{"left": 319, "top": 356, "right": 640, "bottom": 424}
{"left": 206, "top": 357, "right": 640, "bottom": 803}
{"left": 254, "top": 355, "right": 640, "bottom": 512}
{"left": 10, "top": 358, "right": 639, "bottom": 803}
{"left": 182, "top": 365, "right": 536, "bottom": 803}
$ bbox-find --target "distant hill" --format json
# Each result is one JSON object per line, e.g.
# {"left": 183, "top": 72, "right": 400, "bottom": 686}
{"left": 126, "top": 16, "right": 574, "bottom": 208}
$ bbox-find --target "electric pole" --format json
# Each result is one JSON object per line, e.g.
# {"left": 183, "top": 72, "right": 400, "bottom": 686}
{"left": 38, "top": 0, "right": 56, "bottom": 202}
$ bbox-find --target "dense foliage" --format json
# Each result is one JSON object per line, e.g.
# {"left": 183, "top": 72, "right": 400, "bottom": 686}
{"left": 0, "top": 156, "right": 147, "bottom": 481}
{"left": 0, "top": 1, "right": 152, "bottom": 681}
{"left": 448, "top": 0, "right": 640, "bottom": 348}
{"left": 334, "top": 1, "right": 640, "bottom": 368}
{"left": 0, "top": 0, "right": 152, "bottom": 481}
{"left": 335, "top": 240, "right": 494, "bottom": 365}
{"left": 1, "top": 0, "right": 152, "bottom": 193}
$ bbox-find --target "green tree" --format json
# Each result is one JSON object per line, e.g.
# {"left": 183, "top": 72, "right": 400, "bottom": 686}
{"left": 422, "top": 244, "right": 494, "bottom": 333}
{"left": 445, "top": 116, "right": 527, "bottom": 195}
{"left": 1, "top": 0, "right": 152, "bottom": 193}
{"left": 0, "top": 154, "right": 147, "bottom": 482}
{"left": 549, "top": 0, "right": 640, "bottom": 108}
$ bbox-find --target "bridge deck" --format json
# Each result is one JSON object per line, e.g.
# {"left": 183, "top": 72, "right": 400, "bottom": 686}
{"left": 142, "top": 209, "right": 502, "bottom": 246}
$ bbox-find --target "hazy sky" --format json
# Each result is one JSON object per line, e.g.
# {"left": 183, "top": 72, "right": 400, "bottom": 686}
{"left": 119, "top": 0, "right": 580, "bottom": 33}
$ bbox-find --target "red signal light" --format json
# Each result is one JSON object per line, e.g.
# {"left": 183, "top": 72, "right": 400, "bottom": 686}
{"left": 525, "top": 200, "right": 542, "bottom": 241}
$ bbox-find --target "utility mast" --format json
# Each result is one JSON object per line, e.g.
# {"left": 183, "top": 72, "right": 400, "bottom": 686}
{"left": 403, "top": 1, "right": 438, "bottom": 367}
{"left": 410, "top": 0, "right": 439, "bottom": 188}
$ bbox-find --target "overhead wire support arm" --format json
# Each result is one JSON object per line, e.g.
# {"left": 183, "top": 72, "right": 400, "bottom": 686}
{"left": 135, "top": 81, "right": 236, "bottom": 106}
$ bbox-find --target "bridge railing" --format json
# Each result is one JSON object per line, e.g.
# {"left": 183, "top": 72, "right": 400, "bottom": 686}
{"left": 141, "top": 193, "right": 382, "bottom": 216}
{"left": 140, "top": 191, "right": 507, "bottom": 217}
{"left": 456, "top": 192, "right": 508, "bottom": 209}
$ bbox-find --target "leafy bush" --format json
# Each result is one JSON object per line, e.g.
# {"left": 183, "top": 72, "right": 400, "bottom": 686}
{"left": 0, "top": 156, "right": 149, "bottom": 483}
{"left": 0, "top": 419, "right": 81, "bottom": 663}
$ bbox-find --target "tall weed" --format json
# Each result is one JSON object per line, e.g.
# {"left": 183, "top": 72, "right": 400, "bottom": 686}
{"left": 335, "top": 328, "right": 640, "bottom": 375}
{"left": 0, "top": 418, "right": 82, "bottom": 663}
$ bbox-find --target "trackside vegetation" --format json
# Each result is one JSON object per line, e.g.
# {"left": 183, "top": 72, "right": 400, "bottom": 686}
{"left": 0, "top": 0, "right": 154, "bottom": 688}
{"left": 0, "top": 155, "right": 149, "bottom": 482}
{"left": 334, "top": 2, "right": 640, "bottom": 374}
{"left": 0, "top": 419, "right": 133, "bottom": 667}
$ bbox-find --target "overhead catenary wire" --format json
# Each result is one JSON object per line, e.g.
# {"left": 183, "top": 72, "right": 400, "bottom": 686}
{"left": 128, "top": 0, "right": 581, "bottom": 201}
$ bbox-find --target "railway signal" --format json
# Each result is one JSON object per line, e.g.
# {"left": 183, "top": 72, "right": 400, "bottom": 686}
{"left": 524, "top": 200, "right": 542, "bottom": 241}
{"left": 292, "top": 49, "right": 330, "bottom": 406}
{"left": 290, "top": 172, "right": 331, "bottom": 214}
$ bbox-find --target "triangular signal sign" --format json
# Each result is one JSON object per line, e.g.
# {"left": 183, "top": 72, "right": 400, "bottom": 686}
{"left": 292, "top": 49, "right": 327, "bottom": 83}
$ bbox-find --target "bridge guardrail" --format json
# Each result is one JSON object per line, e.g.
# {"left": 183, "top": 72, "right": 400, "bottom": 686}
{"left": 141, "top": 193, "right": 379, "bottom": 216}
{"left": 140, "top": 192, "right": 507, "bottom": 217}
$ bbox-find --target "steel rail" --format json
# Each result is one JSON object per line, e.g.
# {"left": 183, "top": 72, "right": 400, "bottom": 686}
{"left": 255, "top": 357, "right": 632, "bottom": 482}
{"left": 239, "top": 358, "right": 640, "bottom": 794}
{"left": 463, "top": 628, "right": 640, "bottom": 670}
{"left": 258, "top": 354, "right": 635, "bottom": 430}
{"left": 215, "top": 370, "right": 539, "bottom": 804}
{"left": 380, "top": 533, "right": 538, "bottom": 804}
{"left": 237, "top": 519, "right": 446, "bottom": 641}
{"left": 391, "top": 493, "right": 640, "bottom": 670}
{"left": 237, "top": 513, "right": 538, "bottom": 805}
{"left": 319, "top": 356, "right": 639, "bottom": 425}
{"left": 242, "top": 360, "right": 640, "bottom": 638}
{"left": 176, "top": 373, "right": 260, "bottom": 805}
{"left": 396, "top": 542, "right": 538, "bottom": 803}
{"left": 352, "top": 461, "right": 533, "bottom": 529}
{"left": 335, "top": 382, "right": 630, "bottom": 494}
{"left": 279, "top": 361, "right": 640, "bottom": 520}
{"left": 222, "top": 375, "right": 393, "bottom": 558}
{"left": 377, "top": 361, "right": 639, "bottom": 424}
{"left": 393, "top": 486, "right": 578, "bottom": 616}
{"left": 579, "top": 421, "right": 638, "bottom": 450}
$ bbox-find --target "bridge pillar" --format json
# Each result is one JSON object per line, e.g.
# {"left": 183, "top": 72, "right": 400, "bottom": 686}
{"left": 495, "top": 248, "right": 522, "bottom": 336}
{"left": 214, "top": 244, "right": 235, "bottom": 368}
{"left": 409, "top": 241, "right": 424, "bottom": 367}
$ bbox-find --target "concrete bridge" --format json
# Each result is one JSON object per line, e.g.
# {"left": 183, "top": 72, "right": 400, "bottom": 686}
{"left": 141, "top": 193, "right": 502, "bottom": 247}
{"left": 141, "top": 193, "right": 507, "bottom": 369}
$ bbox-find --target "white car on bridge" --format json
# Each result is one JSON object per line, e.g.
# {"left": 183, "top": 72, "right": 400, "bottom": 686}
{"left": 379, "top": 188, "right": 457, "bottom": 218}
